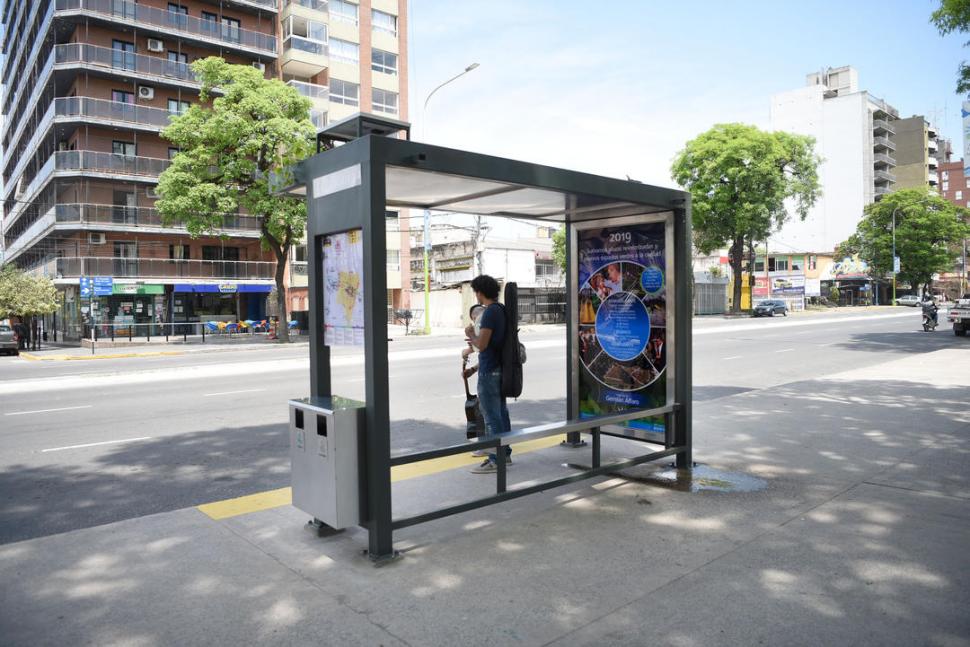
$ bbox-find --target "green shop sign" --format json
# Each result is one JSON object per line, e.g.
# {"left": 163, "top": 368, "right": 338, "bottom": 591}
{"left": 112, "top": 284, "right": 165, "bottom": 295}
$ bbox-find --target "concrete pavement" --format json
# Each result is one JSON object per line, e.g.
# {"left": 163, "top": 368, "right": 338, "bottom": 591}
{"left": 1, "top": 335, "right": 967, "bottom": 645}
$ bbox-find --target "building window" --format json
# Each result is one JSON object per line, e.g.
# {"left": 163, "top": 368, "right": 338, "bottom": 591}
{"left": 112, "top": 90, "right": 135, "bottom": 104}
{"left": 167, "top": 3, "right": 188, "bottom": 27}
{"left": 387, "top": 249, "right": 400, "bottom": 271}
{"left": 331, "top": 0, "right": 359, "bottom": 24}
{"left": 329, "top": 38, "right": 359, "bottom": 64}
{"left": 372, "top": 88, "right": 398, "bottom": 114}
{"left": 791, "top": 255, "right": 804, "bottom": 271}
{"left": 293, "top": 244, "right": 307, "bottom": 263}
{"left": 329, "top": 78, "right": 359, "bottom": 106}
{"left": 168, "top": 51, "right": 188, "bottom": 65}
{"left": 966, "top": 178, "right": 970, "bottom": 188}
{"left": 957, "top": 191, "right": 963, "bottom": 200}
{"left": 112, "top": 141, "right": 136, "bottom": 157}
{"left": 221, "top": 17, "right": 241, "bottom": 43}
{"left": 170, "top": 244, "right": 189, "bottom": 259}
{"left": 808, "top": 255, "right": 817, "bottom": 270}
{"left": 168, "top": 99, "right": 190, "bottom": 115}
{"left": 943, "top": 170, "right": 949, "bottom": 180}
{"left": 775, "top": 258, "right": 788, "bottom": 271}
{"left": 944, "top": 181, "right": 950, "bottom": 191}
{"left": 371, "top": 48, "right": 397, "bottom": 75}
{"left": 753, "top": 257, "right": 765, "bottom": 272}
{"left": 372, "top": 9, "right": 397, "bottom": 36}
{"left": 168, "top": 147, "right": 180, "bottom": 160}
{"left": 112, "top": 40, "right": 135, "bottom": 71}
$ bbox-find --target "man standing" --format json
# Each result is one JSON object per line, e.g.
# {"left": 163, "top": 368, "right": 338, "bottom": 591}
{"left": 464, "top": 275, "right": 512, "bottom": 473}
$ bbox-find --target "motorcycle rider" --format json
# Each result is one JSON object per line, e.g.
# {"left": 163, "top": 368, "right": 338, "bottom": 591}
{"left": 921, "top": 296, "right": 939, "bottom": 330}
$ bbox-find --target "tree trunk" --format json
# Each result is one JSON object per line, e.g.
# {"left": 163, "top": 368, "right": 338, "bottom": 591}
{"left": 274, "top": 250, "right": 290, "bottom": 343}
{"left": 730, "top": 237, "right": 744, "bottom": 313}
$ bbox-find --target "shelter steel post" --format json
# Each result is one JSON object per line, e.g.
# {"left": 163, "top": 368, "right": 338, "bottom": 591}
{"left": 563, "top": 219, "right": 586, "bottom": 448}
{"left": 674, "top": 202, "right": 693, "bottom": 468}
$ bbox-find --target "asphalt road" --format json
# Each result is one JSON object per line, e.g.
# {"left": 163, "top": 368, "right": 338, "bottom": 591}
{"left": 0, "top": 308, "right": 962, "bottom": 544}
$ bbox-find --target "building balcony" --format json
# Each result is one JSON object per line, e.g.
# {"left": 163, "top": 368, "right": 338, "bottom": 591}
{"left": 286, "top": 0, "right": 329, "bottom": 11}
{"left": 874, "top": 185, "right": 891, "bottom": 198}
{"left": 928, "top": 156, "right": 939, "bottom": 169}
{"left": 222, "top": 0, "right": 281, "bottom": 12}
{"left": 872, "top": 118, "right": 895, "bottom": 135}
{"left": 928, "top": 138, "right": 939, "bottom": 152}
{"left": 55, "top": 43, "right": 199, "bottom": 87}
{"left": 54, "top": 0, "right": 277, "bottom": 57}
{"left": 874, "top": 169, "right": 896, "bottom": 184}
{"left": 30, "top": 257, "right": 276, "bottom": 280}
{"left": 281, "top": 37, "right": 329, "bottom": 76}
{"left": 873, "top": 135, "right": 896, "bottom": 152}
{"left": 55, "top": 97, "right": 176, "bottom": 130}
{"left": 56, "top": 150, "right": 171, "bottom": 178}
{"left": 929, "top": 172, "right": 939, "bottom": 185}
{"left": 289, "top": 260, "right": 308, "bottom": 287}
{"left": 55, "top": 203, "right": 262, "bottom": 234}
{"left": 287, "top": 80, "right": 329, "bottom": 105}
{"left": 873, "top": 152, "right": 896, "bottom": 167}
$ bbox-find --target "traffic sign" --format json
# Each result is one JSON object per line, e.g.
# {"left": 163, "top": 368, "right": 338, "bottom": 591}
{"left": 893, "top": 256, "right": 900, "bottom": 274}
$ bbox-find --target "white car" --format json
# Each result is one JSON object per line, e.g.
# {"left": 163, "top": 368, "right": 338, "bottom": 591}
{"left": 895, "top": 295, "right": 921, "bottom": 307}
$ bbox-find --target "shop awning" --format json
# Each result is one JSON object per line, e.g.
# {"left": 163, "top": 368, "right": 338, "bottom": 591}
{"left": 174, "top": 283, "right": 273, "bottom": 293}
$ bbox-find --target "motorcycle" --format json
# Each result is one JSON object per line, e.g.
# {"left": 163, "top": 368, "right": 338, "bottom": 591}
{"left": 922, "top": 305, "right": 939, "bottom": 331}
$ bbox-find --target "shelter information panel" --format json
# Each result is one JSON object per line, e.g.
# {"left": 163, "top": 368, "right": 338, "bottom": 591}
{"left": 322, "top": 229, "right": 365, "bottom": 346}
{"left": 578, "top": 222, "right": 667, "bottom": 432}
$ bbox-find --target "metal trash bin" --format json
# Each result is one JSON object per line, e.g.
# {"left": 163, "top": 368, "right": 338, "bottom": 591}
{"left": 289, "top": 396, "right": 365, "bottom": 529}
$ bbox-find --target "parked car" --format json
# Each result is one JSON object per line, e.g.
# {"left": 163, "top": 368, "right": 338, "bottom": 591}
{"left": 754, "top": 300, "right": 788, "bottom": 317}
{"left": 895, "top": 295, "right": 922, "bottom": 307}
{"left": 0, "top": 324, "right": 18, "bottom": 355}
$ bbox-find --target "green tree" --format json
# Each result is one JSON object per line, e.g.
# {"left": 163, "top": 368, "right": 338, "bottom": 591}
{"left": 671, "top": 123, "right": 821, "bottom": 312}
{"left": 552, "top": 226, "right": 566, "bottom": 273}
{"left": 837, "top": 189, "right": 969, "bottom": 296}
{"left": 156, "top": 57, "right": 315, "bottom": 342}
{"left": 931, "top": 0, "right": 970, "bottom": 93}
{"left": 0, "top": 266, "right": 60, "bottom": 320}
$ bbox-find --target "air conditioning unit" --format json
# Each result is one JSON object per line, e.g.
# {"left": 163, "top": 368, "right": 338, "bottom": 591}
{"left": 138, "top": 85, "right": 154, "bottom": 100}
{"left": 252, "top": 62, "right": 266, "bottom": 73}
{"left": 147, "top": 38, "right": 164, "bottom": 52}
{"left": 88, "top": 233, "right": 106, "bottom": 245}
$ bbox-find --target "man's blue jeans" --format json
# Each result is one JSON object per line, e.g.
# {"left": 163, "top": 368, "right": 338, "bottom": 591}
{"left": 477, "top": 369, "right": 511, "bottom": 459}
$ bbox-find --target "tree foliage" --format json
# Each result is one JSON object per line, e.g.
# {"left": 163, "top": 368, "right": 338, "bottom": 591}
{"left": 552, "top": 226, "right": 566, "bottom": 272}
{"left": 0, "top": 266, "right": 60, "bottom": 319}
{"left": 931, "top": 0, "right": 970, "bottom": 93}
{"left": 671, "top": 123, "right": 821, "bottom": 311}
{"left": 156, "top": 57, "right": 315, "bottom": 341}
{"left": 837, "top": 189, "right": 969, "bottom": 294}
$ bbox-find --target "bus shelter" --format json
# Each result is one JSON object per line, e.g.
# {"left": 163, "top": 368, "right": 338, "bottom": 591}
{"left": 277, "top": 119, "right": 692, "bottom": 562}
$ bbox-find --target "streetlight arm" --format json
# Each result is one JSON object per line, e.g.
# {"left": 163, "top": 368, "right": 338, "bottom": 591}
{"left": 423, "top": 63, "right": 480, "bottom": 111}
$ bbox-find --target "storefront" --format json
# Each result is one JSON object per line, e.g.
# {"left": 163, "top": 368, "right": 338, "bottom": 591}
{"left": 172, "top": 283, "right": 272, "bottom": 322}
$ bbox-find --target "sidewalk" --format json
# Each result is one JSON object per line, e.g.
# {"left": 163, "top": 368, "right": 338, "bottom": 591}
{"left": 1, "top": 346, "right": 967, "bottom": 645}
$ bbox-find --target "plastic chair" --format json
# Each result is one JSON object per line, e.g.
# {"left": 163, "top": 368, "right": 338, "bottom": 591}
{"left": 205, "top": 321, "right": 220, "bottom": 333}
{"left": 288, "top": 320, "right": 298, "bottom": 329}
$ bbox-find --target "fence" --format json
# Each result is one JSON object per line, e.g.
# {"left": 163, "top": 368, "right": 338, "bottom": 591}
{"left": 78, "top": 320, "right": 275, "bottom": 345}
{"left": 518, "top": 287, "right": 566, "bottom": 324}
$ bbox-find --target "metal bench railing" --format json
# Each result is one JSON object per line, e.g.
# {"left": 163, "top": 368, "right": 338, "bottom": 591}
{"left": 389, "top": 405, "right": 680, "bottom": 530}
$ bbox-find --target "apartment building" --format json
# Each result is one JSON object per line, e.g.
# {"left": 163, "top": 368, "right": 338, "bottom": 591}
{"left": 892, "top": 116, "right": 942, "bottom": 191}
{"left": 0, "top": 0, "right": 409, "bottom": 339}
{"left": 280, "top": 0, "right": 410, "bottom": 318}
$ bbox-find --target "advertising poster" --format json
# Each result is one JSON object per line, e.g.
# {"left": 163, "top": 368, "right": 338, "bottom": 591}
{"left": 578, "top": 222, "right": 667, "bottom": 434}
{"left": 322, "top": 229, "right": 365, "bottom": 346}
{"left": 753, "top": 276, "right": 770, "bottom": 298}
{"left": 771, "top": 274, "right": 805, "bottom": 296}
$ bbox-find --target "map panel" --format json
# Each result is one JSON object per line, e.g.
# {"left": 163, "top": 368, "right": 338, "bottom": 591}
{"left": 322, "top": 230, "right": 365, "bottom": 346}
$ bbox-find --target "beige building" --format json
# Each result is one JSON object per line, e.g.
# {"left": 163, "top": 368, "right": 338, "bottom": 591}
{"left": 892, "top": 116, "right": 941, "bottom": 191}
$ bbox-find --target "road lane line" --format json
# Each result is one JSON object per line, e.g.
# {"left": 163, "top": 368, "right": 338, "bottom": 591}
{"left": 4, "top": 405, "right": 93, "bottom": 416}
{"left": 721, "top": 356, "right": 743, "bottom": 360}
{"left": 41, "top": 436, "right": 152, "bottom": 453}
{"left": 202, "top": 388, "right": 266, "bottom": 397}
{"left": 775, "top": 348, "right": 795, "bottom": 353}
{"left": 197, "top": 435, "right": 565, "bottom": 520}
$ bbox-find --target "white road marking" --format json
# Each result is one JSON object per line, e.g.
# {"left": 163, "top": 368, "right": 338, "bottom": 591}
{"left": 775, "top": 348, "right": 795, "bottom": 353}
{"left": 202, "top": 388, "right": 265, "bottom": 397}
{"left": 693, "top": 311, "right": 913, "bottom": 336}
{"left": 721, "top": 356, "right": 743, "bottom": 360}
{"left": 41, "top": 436, "right": 152, "bottom": 453}
{"left": 4, "top": 405, "right": 93, "bottom": 416}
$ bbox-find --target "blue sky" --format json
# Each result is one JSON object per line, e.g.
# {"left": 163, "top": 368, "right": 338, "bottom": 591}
{"left": 409, "top": 0, "right": 967, "bottom": 189}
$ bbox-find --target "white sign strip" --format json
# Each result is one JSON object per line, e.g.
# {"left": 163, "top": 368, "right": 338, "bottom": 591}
{"left": 41, "top": 436, "right": 152, "bottom": 453}
{"left": 202, "top": 388, "right": 266, "bottom": 397}
{"left": 312, "top": 164, "right": 361, "bottom": 198}
{"left": 5, "top": 405, "right": 93, "bottom": 416}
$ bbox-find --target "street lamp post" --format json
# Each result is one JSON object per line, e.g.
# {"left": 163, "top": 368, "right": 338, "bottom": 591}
{"left": 892, "top": 207, "right": 897, "bottom": 305}
{"left": 420, "top": 63, "right": 480, "bottom": 334}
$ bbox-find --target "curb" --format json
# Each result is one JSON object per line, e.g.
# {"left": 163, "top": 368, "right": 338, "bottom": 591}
{"left": 19, "top": 351, "right": 185, "bottom": 361}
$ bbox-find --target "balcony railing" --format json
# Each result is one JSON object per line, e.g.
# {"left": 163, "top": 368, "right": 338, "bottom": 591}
{"left": 287, "top": 0, "right": 328, "bottom": 11}
{"left": 874, "top": 185, "right": 891, "bottom": 196}
{"left": 55, "top": 97, "right": 175, "bottom": 128}
{"left": 55, "top": 204, "right": 262, "bottom": 232}
{"left": 284, "top": 35, "right": 328, "bottom": 57}
{"left": 55, "top": 0, "right": 277, "bottom": 55}
{"left": 35, "top": 257, "right": 276, "bottom": 280}
{"left": 287, "top": 80, "right": 329, "bottom": 101}
{"left": 55, "top": 150, "right": 171, "bottom": 177}
{"left": 56, "top": 43, "right": 198, "bottom": 84}
{"left": 874, "top": 169, "right": 896, "bottom": 184}
{"left": 231, "top": 0, "right": 280, "bottom": 9}
{"left": 874, "top": 152, "right": 896, "bottom": 166}
{"left": 928, "top": 157, "right": 939, "bottom": 168}
{"left": 929, "top": 172, "right": 939, "bottom": 185}
{"left": 872, "top": 118, "right": 895, "bottom": 135}
{"left": 309, "top": 108, "right": 327, "bottom": 129}
{"left": 873, "top": 135, "right": 896, "bottom": 151}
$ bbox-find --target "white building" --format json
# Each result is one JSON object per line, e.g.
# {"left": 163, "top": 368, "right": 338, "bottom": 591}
{"left": 769, "top": 66, "right": 899, "bottom": 254}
